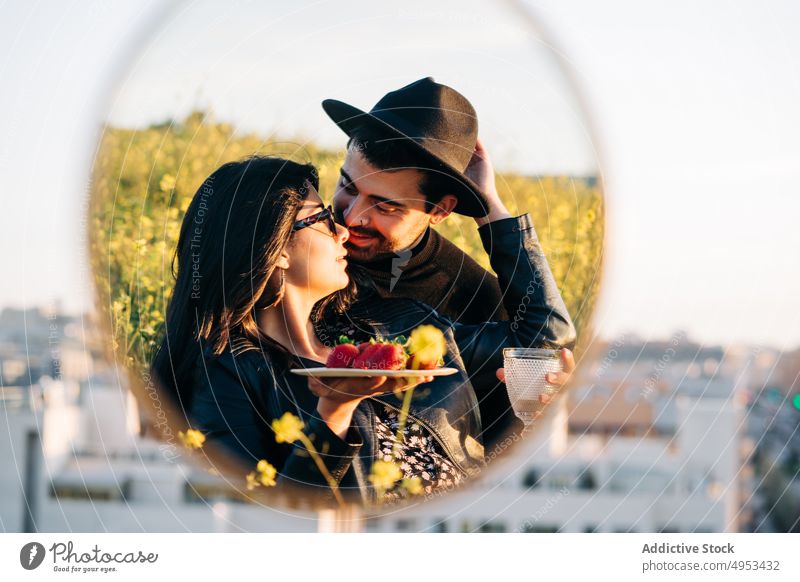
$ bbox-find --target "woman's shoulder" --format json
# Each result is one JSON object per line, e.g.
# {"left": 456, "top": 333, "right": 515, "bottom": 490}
{"left": 198, "top": 335, "right": 274, "bottom": 376}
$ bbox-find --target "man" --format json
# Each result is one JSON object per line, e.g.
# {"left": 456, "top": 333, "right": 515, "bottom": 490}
{"left": 322, "top": 77, "right": 512, "bottom": 324}
{"left": 321, "top": 77, "right": 575, "bottom": 444}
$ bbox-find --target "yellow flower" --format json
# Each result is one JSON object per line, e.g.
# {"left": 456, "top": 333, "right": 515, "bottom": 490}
{"left": 256, "top": 460, "right": 277, "bottom": 487}
{"left": 401, "top": 477, "right": 423, "bottom": 495}
{"left": 369, "top": 460, "right": 403, "bottom": 490}
{"left": 407, "top": 325, "right": 447, "bottom": 369}
{"left": 159, "top": 174, "right": 176, "bottom": 192}
{"left": 246, "top": 460, "right": 278, "bottom": 490}
{"left": 246, "top": 471, "right": 259, "bottom": 491}
{"left": 271, "top": 412, "right": 305, "bottom": 443}
{"left": 178, "top": 428, "right": 205, "bottom": 449}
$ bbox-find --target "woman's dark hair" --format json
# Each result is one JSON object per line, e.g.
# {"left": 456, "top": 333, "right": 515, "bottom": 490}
{"left": 346, "top": 128, "right": 457, "bottom": 213}
{"left": 152, "top": 156, "right": 359, "bottom": 412}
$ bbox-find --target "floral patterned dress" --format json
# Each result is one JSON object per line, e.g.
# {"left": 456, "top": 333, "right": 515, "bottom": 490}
{"left": 374, "top": 403, "right": 466, "bottom": 501}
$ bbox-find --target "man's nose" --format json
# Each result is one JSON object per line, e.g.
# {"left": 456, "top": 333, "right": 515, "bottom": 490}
{"left": 341, "top": 195, "right": 369, "bottom": 228}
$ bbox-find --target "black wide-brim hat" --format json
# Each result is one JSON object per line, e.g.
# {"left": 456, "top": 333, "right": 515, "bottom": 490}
{"left": 322, "top": 77, "right": 490, "bottom": 217}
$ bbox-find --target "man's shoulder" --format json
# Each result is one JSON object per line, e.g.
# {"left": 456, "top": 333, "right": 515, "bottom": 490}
{"left": 427, "top": 230, "right": 510, "bottom": 322}
{"left": 429, "top": 228, "right": 495, "bottom": 280}
{"left": 429, "top": 228, "right": 475, "bottom": 261}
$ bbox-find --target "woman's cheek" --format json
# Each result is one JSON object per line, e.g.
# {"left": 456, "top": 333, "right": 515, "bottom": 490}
{"left": 318, "top": 246, "right": 337, "bottom": 273}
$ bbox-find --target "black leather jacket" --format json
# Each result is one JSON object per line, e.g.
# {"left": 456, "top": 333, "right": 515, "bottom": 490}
{"left": 189, "top": 214, "right": 576, "bottom": 504}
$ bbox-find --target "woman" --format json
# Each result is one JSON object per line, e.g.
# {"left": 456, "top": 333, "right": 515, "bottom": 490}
{"left": 153, "top": 155, "right": 575, "bottom": 505}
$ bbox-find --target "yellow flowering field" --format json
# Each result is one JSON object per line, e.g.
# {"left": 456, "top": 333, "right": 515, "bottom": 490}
{"left": 90, "top": 111, "right": 604, "bottom": 374}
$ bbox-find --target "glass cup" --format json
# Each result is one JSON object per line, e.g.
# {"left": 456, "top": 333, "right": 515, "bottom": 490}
{"left": 502, "top": 348, "right": 564, "bottom": 427}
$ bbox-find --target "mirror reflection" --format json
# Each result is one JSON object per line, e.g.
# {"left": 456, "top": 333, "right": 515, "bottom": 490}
{"left": 89, "top": 2, "right": 603, "bottom": 511}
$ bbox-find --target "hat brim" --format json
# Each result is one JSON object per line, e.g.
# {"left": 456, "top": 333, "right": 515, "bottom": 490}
{"left": 322, "top": 99, "right": 490, "bottom": 218}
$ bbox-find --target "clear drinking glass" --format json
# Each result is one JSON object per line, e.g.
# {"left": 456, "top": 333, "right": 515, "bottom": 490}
{"left": 502, "top": 348, "right": 563, "bottom": 427}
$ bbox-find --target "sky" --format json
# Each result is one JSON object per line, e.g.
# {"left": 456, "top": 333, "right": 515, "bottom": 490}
{"left": 100, "top": 0, "right": 598, "bottom": 176}
{"left": 1, "top": 0, "right": 798, "bottom": 349}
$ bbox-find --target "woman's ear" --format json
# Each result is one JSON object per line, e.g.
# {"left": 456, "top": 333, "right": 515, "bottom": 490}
{"left": 276, "top": 250, "right": 290, "bottom": 270}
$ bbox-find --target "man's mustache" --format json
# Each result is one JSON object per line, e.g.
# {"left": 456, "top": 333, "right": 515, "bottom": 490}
{"left": 346, "top": 226, "right": 381, "bottom": 238}
{"left": 334, "top": 209, "right": 381, "bottom": 239}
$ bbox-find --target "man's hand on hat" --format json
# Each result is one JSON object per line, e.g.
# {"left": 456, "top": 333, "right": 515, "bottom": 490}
{"left": 467, "top": 137, "right": 512, "bottom": 227}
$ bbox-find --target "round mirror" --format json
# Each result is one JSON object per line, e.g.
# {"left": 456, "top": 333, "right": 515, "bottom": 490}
{"left": 89, "top": 0, "right": 605, "bottom": 514}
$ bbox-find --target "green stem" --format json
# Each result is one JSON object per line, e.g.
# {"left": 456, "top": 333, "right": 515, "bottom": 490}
{"left": 297, "top": 434, "right": 345, "bottom": 507}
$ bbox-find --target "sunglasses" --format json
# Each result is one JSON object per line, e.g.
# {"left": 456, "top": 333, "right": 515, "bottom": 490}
{"left": 292, "top": 205, "right": 339, "bottom": 237}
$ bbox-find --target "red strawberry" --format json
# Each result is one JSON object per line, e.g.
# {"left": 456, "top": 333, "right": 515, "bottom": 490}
{"left": 326, "top": 344, "right": 360, "bottom": 368}
{"left": 356, "top": 342, "right": 372, "bottom": 353}
{"left": 370, "top": 343, "right": 408, "bottom": 370}
{"left": 353, "top": 343, "right": 383, "bottom": 369}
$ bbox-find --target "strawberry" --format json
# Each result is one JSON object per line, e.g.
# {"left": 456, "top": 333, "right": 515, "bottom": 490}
{"left": 370, "top": 343, "right": 408, "bottom": 370}
{"left": 326, "top": 343, "right": 360, "bottom": 368}
{"left": 353, "top": 343, "right": 383, "bottom": 369}
{"left": 351, "top": 342, "right": 407, "bottom": 370}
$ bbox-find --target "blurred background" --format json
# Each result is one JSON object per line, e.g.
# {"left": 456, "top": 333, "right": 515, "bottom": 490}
{"left": 1, "top": 0, "right": 798, "bottom": 532}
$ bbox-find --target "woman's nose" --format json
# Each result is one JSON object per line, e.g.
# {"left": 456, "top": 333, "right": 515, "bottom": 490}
{"left": 336, "top": 221, "right": 349, "bottom": 244}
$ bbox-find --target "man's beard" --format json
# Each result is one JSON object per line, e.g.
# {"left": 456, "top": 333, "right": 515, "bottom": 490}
{"left": 344, "top": 225, "right": 398, "bottom": 263}
{"left": 334, "top": 207, "right": 427, "bottom": 264}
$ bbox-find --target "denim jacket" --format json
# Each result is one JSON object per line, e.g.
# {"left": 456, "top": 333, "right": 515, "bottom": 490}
{"left": 189, "top": 214, "right": 576, "bottom": 504}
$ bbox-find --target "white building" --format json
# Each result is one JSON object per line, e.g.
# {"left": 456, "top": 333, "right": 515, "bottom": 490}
{"left": 1, "top": 333, "right": 751, "bottom": 533}
{"left": 1, "top": 374, "right": 323, "bottom": 532}
{"left": 364, "top": 336, "right": 749, "bottom": 532}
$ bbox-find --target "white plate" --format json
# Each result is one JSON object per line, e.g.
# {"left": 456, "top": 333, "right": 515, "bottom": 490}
{"left": 290, "top": 367, "right": 458, "bottom": 378}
